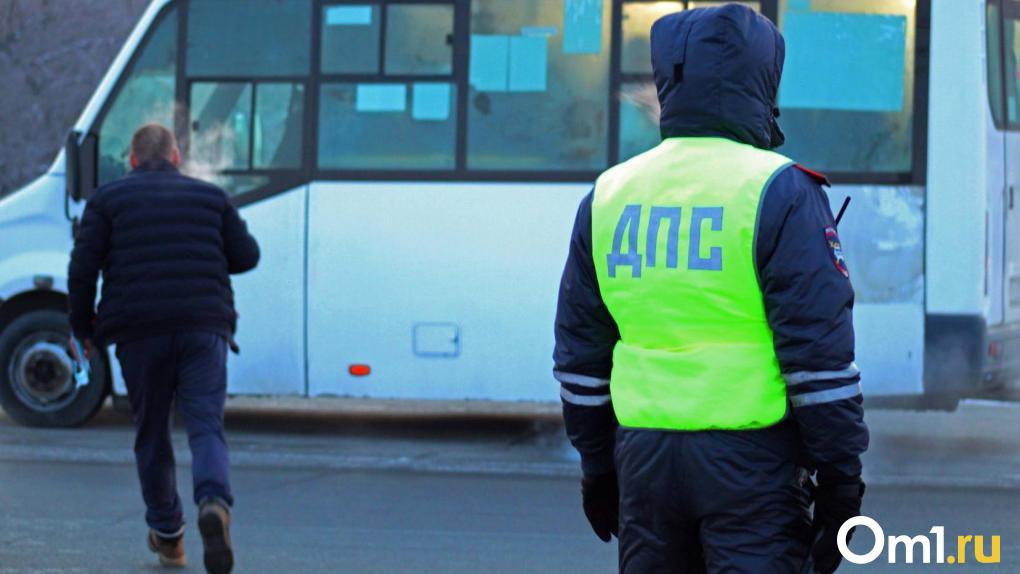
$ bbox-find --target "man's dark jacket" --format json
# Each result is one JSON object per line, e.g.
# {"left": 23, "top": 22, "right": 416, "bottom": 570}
{"left": 554, "top": 5, "right": 868, "bottom": 483}
{"left": 69, "top": 160, "right": 260, "bottom": 344}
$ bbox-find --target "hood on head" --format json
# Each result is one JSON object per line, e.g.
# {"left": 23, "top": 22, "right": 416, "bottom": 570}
{"left": 651, "top": 4, "right": 785, "bottom": 149}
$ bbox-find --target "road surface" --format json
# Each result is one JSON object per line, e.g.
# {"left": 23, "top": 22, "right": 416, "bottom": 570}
{"left": 0, "top": 400, "right": 1016, "bottom": 572}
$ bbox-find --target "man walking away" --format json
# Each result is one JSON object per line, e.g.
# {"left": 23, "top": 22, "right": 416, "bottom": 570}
{"left": 68, "top": 124, "right": 259, "bottom": 573}
{"left": 554, "top": 5, "right": 867, "bottom": 573}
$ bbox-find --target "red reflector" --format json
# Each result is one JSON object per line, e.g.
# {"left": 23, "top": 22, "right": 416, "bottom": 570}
{"left": 988, "top": 343, "right": 1001, "bottom": 359}
{"left": 349, "top": 364, "right": 371, "bottom": 377}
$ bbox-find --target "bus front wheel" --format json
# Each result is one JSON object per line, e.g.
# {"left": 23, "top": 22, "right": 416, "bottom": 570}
{"left": 0, "top": 310, "right": 108, "bottom": 427}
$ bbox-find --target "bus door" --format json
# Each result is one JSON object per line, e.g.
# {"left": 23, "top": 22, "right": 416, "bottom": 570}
{"left": 180, "top": 0, "right": 312, "bottom": 395}
{"left": 999, "top": 0, "right": 1020, "bottom": 324}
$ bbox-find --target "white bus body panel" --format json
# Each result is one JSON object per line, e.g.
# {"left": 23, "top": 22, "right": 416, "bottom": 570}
{"left": 828, "top": 185, "right": 926, "bottom": 395}
{"left": 927, "top": 0, "right": 988, "bottom": 318}
{"left": 0, "top": 175, "right": 73, "bottom": 299}
{"left": 228, "top": 186, "right": 307, "bottom": 396}
{"left": 305, "top": 182, "right": 586, "bottom": 401}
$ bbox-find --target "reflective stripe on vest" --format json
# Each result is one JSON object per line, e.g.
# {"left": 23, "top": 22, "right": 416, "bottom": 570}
{"left": 592, "top": 137, "right": 793, "bottom": 431}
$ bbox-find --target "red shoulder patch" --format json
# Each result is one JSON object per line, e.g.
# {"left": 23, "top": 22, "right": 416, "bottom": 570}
{"left": 794, "top": 164, "right": 830, "bottom": 187}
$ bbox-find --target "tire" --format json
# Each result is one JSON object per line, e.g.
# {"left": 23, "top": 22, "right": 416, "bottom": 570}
{"left": 0, "top": 310, "right": 108, "bottom": 427}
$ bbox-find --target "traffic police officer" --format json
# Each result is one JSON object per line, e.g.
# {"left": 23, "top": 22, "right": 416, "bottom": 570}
{"left": 553, "top": 5, "right": 868, "bottom": 573}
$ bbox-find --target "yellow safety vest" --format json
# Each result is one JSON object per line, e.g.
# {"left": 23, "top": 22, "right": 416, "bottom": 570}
{"left": 592, "top": 137, "right": 793, "bottom": 430}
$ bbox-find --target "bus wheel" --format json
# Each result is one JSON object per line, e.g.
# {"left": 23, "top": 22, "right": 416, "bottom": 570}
{"left": 0, "top": 310, "right": 108, "bottom": 427}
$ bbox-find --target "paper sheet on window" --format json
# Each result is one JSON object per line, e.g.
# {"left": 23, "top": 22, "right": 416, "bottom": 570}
{"left": 563, "top": 0, "right": 603, "bottom": 54}
{"left": 470, "top": 35, "right": 510, "bottom": 92}
{"left": 779, "top": 12, "right": 907, "bottom": 112}
{"left": 326, "top": 5, "right": 373, "bottom": 26}
{"left": 509, "top": 36, "right": 548, "bottom": 92}
{"left": 413, "top": 83, "right": 452, "bottom": 121}
{"left": 355, "top": 84, "right": 406, "bottom": 112}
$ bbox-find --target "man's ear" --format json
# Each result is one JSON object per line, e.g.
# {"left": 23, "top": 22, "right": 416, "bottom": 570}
{"left": 129, "top": 152, "right": 139, "bottom": 169}
{"left": 169, "top": 147, "right": 182, "bottom": 167}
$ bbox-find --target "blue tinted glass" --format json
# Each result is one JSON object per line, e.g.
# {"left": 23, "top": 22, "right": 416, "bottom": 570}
{"left": 468, "top": 0, "right": 610, "bottom": 171}
{"left": 618, "top": 82, "right": 660, "bottom": 162}
{"left": 98, "top": 7, "right": 177, "bottom": 185}
{"left": 190, "top": 82, "right": 253, "bottom": 170}
{"left": 322, "top": 4, "right": 380, "bottom": 74}
{"left": 188, "top": 0, "right": 311, "bottom": 76}
{"left": 385, "top": 4, "right": 454, "bottom": 75}
{"left": 777, "top": 0, "right": 916, "bottom": 173}
{"left": 254, "top": 83, "right": 305, "bottom": 169}
{"left": 318, "top": 83, "right": 456, "bottom": 170}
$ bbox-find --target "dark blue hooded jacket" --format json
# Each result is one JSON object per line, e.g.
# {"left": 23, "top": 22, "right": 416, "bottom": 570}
{"left": 553, "top": 5, "right": 867, "bottom": 483}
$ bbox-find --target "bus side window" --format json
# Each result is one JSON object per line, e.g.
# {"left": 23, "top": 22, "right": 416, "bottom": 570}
{"left": 317, "top": 1, "right": 457, "bottom": 171}
{"left": 187, "top": 0, "right": 312, "bottom": 77}
{"left": 385, "top": 4, "right": 454, "bottom": 75}
{"left": 466, "top": 0, "right": 611, "bottom": 172}
{"left": 999, "top": 2, "right": 1020, "bottom": 127}
{"left": 775, "top": 0, "right": 917, "bottom": 175}
{"left": 189, "top": 82, "right": 306, "bottom": 175}
{"left": 988, "top": 1, "right": 1006, "bottom": 129}
{"left": 618, "top": 2, "right": 683, "bottom": 162}
{"left": 321, "top": 4, "right": 381, "bottom": 74}
{"left": 95, "top": 6, "right": 177, "bottom": 186}
{"left": 185, "top": 0, "right": 310, "bottom": 196}
{"left": 318, "top": 82, "right": 457, "bottom": 170}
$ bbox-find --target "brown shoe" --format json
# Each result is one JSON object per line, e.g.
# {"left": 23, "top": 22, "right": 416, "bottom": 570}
{"left": 147, "top": 530, "right": 187, "bottom": 568}
{"left": 198, "top": 499, "right": 234, "bottom": 574}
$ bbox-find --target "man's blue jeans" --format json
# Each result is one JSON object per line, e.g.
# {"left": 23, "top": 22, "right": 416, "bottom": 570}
{"left": 116, "top": 332, "right": 233, "bottom": 536}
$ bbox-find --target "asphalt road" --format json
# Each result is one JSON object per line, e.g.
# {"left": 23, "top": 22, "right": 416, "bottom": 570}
{"left": 0, "top": 401, "right": 1017, "bottom": 573}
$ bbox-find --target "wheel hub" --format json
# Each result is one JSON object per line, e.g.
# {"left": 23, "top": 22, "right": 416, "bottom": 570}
{"left": 11, "top": 338, "right": 76, "bottom": 409}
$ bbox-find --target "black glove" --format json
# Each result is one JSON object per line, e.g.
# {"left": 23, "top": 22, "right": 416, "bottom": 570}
{"left": 811, "top": 479, "right": 865, "bottom": 574}
{"left": 581, "top": 472, "right": 619, "bottom": 543}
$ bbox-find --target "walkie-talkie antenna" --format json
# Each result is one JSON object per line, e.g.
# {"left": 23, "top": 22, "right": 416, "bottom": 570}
{"left": 834, "top": 197, "right": 851, "bottom": 227}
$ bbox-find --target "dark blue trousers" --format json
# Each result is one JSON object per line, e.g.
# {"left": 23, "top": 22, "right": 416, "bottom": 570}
{"left": 616, "top": 425, "right": 812, "bottom": 574}
{"left": 116, "top": 332, "right": 233, "bottom": 535}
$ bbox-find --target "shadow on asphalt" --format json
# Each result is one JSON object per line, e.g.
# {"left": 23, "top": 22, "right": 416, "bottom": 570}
{"left": 79, "top": 402, "right": 567, "bottom": 445}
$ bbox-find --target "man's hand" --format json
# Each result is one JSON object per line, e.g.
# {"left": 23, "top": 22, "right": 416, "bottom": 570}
{"left": 70, "top": 335, "right": 95, "bottom": 362}
{"left": 581, "top": 472, "right": 619, "bottom": 542}
{"left": 811, "top": 479, "right": 865, "bottom": 574}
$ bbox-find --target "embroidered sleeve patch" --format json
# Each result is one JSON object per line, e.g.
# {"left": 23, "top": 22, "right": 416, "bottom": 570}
{"left": 825, "top": 227, "right": 849, "bottom": 278}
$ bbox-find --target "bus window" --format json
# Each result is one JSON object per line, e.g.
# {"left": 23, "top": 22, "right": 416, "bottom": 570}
{"left": 188, "top": 0, "right": 312, "bottom": 77}
{"left": 190, "top": 82, "right": 252, "bottom": 171}
{"left": 318, "top": 82, "right": 457, "bottom": 170}
{"left": 321, "top": 4, "right": 381, "bottom": 74}
{"left": 988, "top": 1, "right": 1006, "bottom": 129}
{"left": 467, "top": 0, "right": 610, "bottom": 171}
{"left": 254, "top": 83, "right": 305, "bottom": 169}
{"left": 776, "top": 0, "right": 917, "bottom": 175}
{"left": 618, "top": 2, "right": 683, "bottom": 162}
{"left": 621, "top": 2, "right": 682, "bottom": 75}
{"left": 96, "top": 6, "right": 177, "bottom": 186}
{"left": 999, "top": 2, "right": 1020, "bottom": 126}
{"left": 619, "top": 82, "right": 661, "bottom": 162}
{"left": 385, "top": 4, "right": 454, "bottom": 75}
{"left": 189, "top": 81, "right": 305, "bottom": 187}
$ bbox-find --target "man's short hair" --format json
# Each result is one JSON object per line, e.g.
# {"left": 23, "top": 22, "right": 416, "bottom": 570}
{"left": 131, "top": 124, "right": 177, "bottom": 163}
